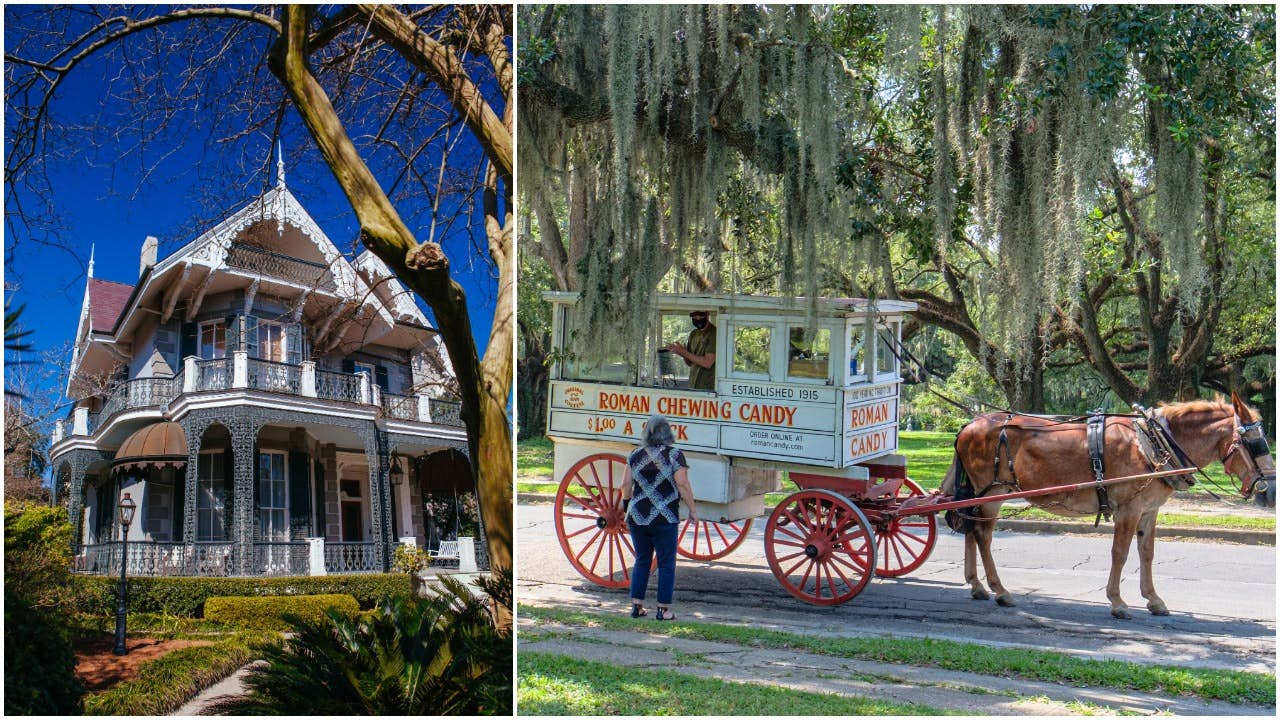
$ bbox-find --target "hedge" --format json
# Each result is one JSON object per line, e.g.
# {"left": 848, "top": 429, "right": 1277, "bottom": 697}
{"left": 71, "top": 574, "right": 412, "bottom": 618}
{"left": 204, "top": 594, "right": 360, "bottom": 631}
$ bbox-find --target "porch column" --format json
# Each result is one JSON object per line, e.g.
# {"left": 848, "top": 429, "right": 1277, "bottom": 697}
{"left": 64, "top": 458, "right": 86, "bottom": 550}
{"left": 230, "top": 421, "right": 258, "bottom": 575}
{"left": 180, "top": 418, "right": 202, "bottom": 552}
{"left": 364, "top": 425, "right": 393, "bottom": 572}
{"left": 455, "top": 444, "right": 489, "bottom": 571}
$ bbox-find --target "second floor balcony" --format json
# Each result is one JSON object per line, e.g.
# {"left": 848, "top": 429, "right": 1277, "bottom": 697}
{"left": 54, "top": 352, "right": 464, "bottom": 443}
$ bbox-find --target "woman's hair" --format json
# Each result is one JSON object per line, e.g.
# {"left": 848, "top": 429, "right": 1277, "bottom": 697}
{"left": 643, "top": 414, "right": 675, "bottom": 447}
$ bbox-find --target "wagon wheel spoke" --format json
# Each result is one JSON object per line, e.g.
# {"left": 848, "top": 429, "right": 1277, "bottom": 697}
{"left": 555, "top": 453, "right": 633, "bottom": 588}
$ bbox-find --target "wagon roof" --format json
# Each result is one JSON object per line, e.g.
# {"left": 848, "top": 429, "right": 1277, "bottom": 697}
{"left": 542, "top": 291, "right": 917, "bottom": 316}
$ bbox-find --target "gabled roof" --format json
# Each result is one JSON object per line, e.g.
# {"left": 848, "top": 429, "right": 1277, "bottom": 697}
{"left": 87, "top": 278, "right": 134, "bottom": 332}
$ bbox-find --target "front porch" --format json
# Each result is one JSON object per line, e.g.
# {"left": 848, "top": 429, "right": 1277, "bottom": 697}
{"left": 57, "top": 403, "right": 486, "bottom": 579}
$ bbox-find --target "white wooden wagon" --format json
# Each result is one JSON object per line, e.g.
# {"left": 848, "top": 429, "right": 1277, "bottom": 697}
{"left": 543, "top": 292, "right": 937, "bottom": 605}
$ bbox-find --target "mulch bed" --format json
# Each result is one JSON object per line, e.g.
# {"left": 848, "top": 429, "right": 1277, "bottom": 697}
{"left": 74, "top": 636, "right": 214, "bottom": 692}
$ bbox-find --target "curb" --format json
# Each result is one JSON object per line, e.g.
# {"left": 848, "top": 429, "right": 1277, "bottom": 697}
{"left": 517, "top": 493, "right": 1275, "bottom": 546}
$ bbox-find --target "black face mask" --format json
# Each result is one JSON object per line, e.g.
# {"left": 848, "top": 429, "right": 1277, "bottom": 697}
{"left": 691, "top": 317, "right": 708, "bottom": 330}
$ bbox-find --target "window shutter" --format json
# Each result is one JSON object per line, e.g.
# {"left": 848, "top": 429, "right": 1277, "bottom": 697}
{"left": 313, "top": 460, "right": 326, "bottom": 539}
{"left": 226, "top": 315, "right": 239, "bottom": 353}
{"left": 174, "top": 477, "right": 185, "bottom": 542}
{"left": 375, "top": 366, "right": 389, "bottom": 392}
{"left": 180, "top": 322, "right": 197, "bottom": 360}
{"left": 243, "top": 316, "right": 259, "bottom": 358}
{"left": 288, "top": 450, "right": 310, "bottom": 535}
{"left": 285, "top": 324, "right": 302, "bottom": 365}
{"left": 342, "top": 358, "right": 355, "bottom": 374}
{"left": 253, "top": 445, "right": 261, "bottom": 521}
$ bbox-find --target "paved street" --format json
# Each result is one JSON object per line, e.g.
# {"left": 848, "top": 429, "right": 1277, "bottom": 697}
{"left": 517, "top": 503, "right": 1276, "bottom": 673}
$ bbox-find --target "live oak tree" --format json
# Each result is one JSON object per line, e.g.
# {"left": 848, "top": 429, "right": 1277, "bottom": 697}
{"left": 521, "top": 5, "right": 1275, "bottom": 417}
{"left": 5, "top": 5, "right": 513, "bottom": 573}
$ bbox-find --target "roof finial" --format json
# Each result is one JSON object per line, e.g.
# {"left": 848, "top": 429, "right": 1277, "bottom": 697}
{"left": 276, "top": 138, "right": 286, "bottom": 189}
{"left": 88, "top": 244, "right": 95, "bottom": 279}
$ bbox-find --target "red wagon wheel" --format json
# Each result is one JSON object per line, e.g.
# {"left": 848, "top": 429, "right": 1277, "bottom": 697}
{"left": 553, "top": 453, "right": 636, "bottom": 588}
{"left": 873, "top": 477, "right": 938, "bottom": 578}
{"left": 677, "top": 518, "right": 754, "bottom": 560}
{"left": 764, "top": 489, "right": 876, "bottom": 606}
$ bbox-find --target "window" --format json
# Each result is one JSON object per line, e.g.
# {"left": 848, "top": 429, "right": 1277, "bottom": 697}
{"left": 353, "top": 361, "right": 375, "bottom": 378}
{"left": 196, "top": 451, "right": 226, "bottom": 541}
{"left": 258, "top": 321, "right": 286, "bottom": 362}
{"left": 654, "top": 312, "right": 697, "bottom": 385}
{"left": 847, "top": 324, "right": 867, "bottom": 382}
{"left": 258, "top": 452, "right": 288, "bottom": 541}
{"left": 199, "top": 320, "right": 226, "bottom": 359}
{"left": 559, "top": 306, "right": 637, "bottom": 384}
{"left": 732, "top": 325, "right": 772, "bottom": 378}
{"left": 787, "top": 325, "right": 830, "bottom": 380}
{"left": 875, "top": 323, "right": 899, "bottom": 377}
{"left": 144, "top": 483, "right": 173, "bottom": 540}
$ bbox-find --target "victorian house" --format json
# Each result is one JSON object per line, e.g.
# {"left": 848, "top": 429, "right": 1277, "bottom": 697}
{"left": 49, "top": 167, "right": 481, "bottom": 577}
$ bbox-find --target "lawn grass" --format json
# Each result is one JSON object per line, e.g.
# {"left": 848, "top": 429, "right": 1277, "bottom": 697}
{"left": 519, "top": 605, "right": 1276, "bottom": 707}
{"left": 518, "top": 435, "right": 555, "bottom": 482}
{"left": 999, "top": 506, "right": 1275, "bottom": 530}
{"left": 518, "top": 652, "right": 953, "bottom": 715}
{"left": 83, "top": 632, "right": 278, "bottom": 715}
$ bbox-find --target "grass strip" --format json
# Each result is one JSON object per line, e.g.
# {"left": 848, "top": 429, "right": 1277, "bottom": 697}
{"left": 519, "top": 605, "right": 1275, "bottom": 706}
{"left": 83, "top": 632, "right": 278, "bottom": 716}
{"left": 518, "top": 651, "right": 953, "bottom": 715}
{"left": 70, "top": 612, "right": 241, "bottom": 638}
{"left": 999, "top": 506, "right": 1275, "bottom": 530}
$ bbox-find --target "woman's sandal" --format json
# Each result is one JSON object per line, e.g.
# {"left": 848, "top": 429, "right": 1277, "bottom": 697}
{"left": 655, "top": 606, "right": 676, "bottom": 621}
{"left": 630, "top": 603, "right": 647, "bottom": 618}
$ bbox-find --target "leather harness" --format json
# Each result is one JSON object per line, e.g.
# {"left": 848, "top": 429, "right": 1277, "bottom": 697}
{"left": 1087, "top": 413, "right": 1110, "bottom": 526}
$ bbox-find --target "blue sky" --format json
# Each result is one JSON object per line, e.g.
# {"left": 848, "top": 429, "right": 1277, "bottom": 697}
{"left": 3, "top": 7, "right": 503, "bottom": 417}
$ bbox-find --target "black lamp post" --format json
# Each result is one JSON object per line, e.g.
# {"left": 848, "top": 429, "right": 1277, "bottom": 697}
{"left": 113, "top": 492, "right": 137, "bottom": 656}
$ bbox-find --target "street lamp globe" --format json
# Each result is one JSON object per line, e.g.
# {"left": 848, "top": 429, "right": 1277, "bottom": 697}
{"left": 118, "top": 492, "right": 137, "bottom": 527}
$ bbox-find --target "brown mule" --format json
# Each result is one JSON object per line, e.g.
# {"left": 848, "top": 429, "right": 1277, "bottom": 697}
{"left": 942, "top": 393, "right": 1275, "bottom": 619}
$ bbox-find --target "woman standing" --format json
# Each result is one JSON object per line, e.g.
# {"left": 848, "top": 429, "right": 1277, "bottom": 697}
{"left": 621, "top": 414, "right": 699, "bottom": 620}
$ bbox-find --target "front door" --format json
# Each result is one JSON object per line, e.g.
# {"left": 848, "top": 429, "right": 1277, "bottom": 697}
{"left": 341, "top": 501, "right": 363, "bottom": 541}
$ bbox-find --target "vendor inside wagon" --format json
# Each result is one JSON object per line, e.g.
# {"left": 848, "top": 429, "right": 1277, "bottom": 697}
{"left": 666, "top": 310, "right": 716, "bottom": 391}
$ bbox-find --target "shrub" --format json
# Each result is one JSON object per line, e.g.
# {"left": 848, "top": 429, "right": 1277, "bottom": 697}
{"left": 4, "top": 502, "right": 85, "bottom": 714}
{"left": 71, "top": 573, "right": 412, "bottom": 618}
{"left": 211, "top": 571, "right": 513, "bottom": 715}
{"left": 204, "top": 594, "right": 360, "bottom": 631}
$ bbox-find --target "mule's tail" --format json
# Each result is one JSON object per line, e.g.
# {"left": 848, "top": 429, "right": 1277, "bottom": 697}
{"left": 942, "top": 435, "right": 978, "bottom": 534}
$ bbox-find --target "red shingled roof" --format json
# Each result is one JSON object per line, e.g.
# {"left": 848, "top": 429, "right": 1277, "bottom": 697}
{"left": 88, "top": 278, "right": 134, "bottom": 333}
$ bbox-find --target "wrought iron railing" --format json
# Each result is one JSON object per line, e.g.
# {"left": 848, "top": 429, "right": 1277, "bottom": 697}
{"left": 72, "top": 541, "right": 234, "bottom": 577}
{"left": 247, "top": 358, "right": 301, "bottom": 394}
{"left": 429, "top": 399, "right": 464, "bottom": 426}
{"left": 316, "top": 369, "right": 363, "bottom": 403}
{"left": 324, "top": 541, "right": 379, "bottom": 574}
{"left": 251, "top": 542, "right": 311, "bottom": 576}
{"left": 381, "top": 393, "right": 418, "bottom": 421}
{"left": 196, "top": 358, "right": 233, "bottom": 391}
{"left": 97, "top": 376, "right": 179, "bottom": 426}
{"left": 226, "top": 242, "right": 337, "bottom": 292}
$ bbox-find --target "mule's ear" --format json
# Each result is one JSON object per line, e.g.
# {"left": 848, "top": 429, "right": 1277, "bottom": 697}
{"left": 1231, "top": 391, "right": 1249, "bottom": 418}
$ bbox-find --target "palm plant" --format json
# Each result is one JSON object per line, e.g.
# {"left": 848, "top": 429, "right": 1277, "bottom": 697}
{"left": 211, "top": 571, "right": 512, "bottom": 715}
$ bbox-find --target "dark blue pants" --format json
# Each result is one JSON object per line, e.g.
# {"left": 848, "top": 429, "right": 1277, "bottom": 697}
{"left": 629, "top": 519, "right": 678, "bottom": 605}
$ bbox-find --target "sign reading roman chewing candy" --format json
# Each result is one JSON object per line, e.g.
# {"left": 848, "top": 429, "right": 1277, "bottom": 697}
{"left": 549, "top": 380, "right": 899, "bottom": 468}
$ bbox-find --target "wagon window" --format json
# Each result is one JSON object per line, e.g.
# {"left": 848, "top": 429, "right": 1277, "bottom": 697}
{"left": 731, "top": 325, "right": 772, "bottom": 378}
{"left": 560, "top": 306, "right": 637, "bottom": 384}
{"left": 787, "top": 325, "right": 830, "bottom": 381}
{"left": 847, "top": 324, "right": 867, "bottom": 382}
{"left": 654, "top": 313, "right": 693, "bottom": 386}
{"left": 875, "top": 323, "right": 899, "bottom": 377}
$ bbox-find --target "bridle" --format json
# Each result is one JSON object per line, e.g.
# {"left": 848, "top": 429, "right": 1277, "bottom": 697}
{"left": 1222, "top": 417, "right": 1276, "bottom": 498}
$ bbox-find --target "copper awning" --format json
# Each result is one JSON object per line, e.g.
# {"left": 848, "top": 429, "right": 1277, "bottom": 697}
{"left": 112, "top": 422, "right": 188, "bottom": 473}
